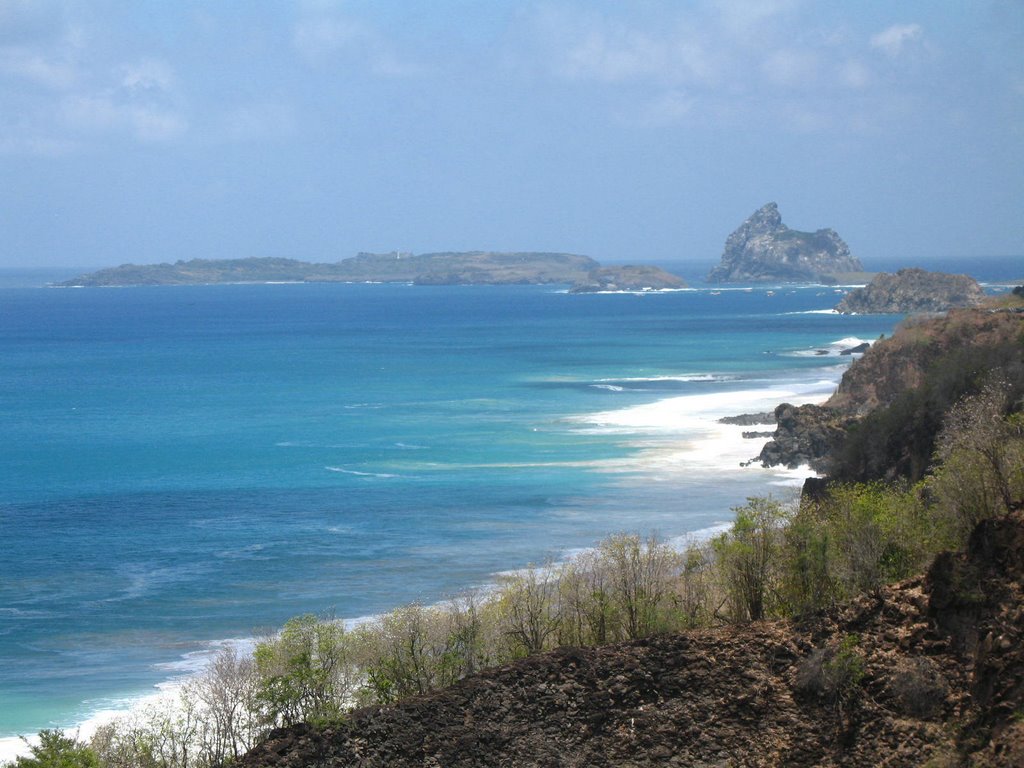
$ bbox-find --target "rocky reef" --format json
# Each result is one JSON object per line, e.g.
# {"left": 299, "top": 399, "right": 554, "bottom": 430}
{"left": 238, "top": 510, "right": 1024, "bottom": 768}
{"left": 706, "top": 202, "right": 863, "bottom": 283}
{"left": 836, "top": 268, "right": 986, "bottom": 314}
{"left": 568, "top": 265, "right": 687, "bottom": 293}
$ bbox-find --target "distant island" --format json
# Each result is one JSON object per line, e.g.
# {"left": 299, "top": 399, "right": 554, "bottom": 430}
{"left": 836, "top": 267, "right": 985, "bottom": 314}
{"left": 568, "top": 265, "right": 687, "bottom": 293}
{"left": 58, "top": 252, "right": 687, "bottom": 292}
{"left": 706, "top": 202, "right": 864, "bottom": 284}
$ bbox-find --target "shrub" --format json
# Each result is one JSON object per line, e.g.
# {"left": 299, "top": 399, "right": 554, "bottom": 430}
{"left": 889, "top": 657, "right": 949, "bottom": 718}
{"left": 10, "top": 731, "right": 99, "bottom": 768}
{"left": 253, "top": 614, "right": 354, "bottom": 726}
{"left": 713, "top": 497, "right": 787, "bottom": 622}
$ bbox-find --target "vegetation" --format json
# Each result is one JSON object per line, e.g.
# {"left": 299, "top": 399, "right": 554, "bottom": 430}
{"left": 8, "top": 731, "right": 98, "bottom": 768}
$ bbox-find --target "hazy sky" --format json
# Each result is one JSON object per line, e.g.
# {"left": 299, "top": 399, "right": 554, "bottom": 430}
{"left": 1, "top": 1, "right": 1021, "bottom": 270}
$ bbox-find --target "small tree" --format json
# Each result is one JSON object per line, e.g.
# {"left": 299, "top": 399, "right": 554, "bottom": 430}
{"left": 187, "top": 645, "right": 265, "bottom": 764}
{"left": 253, "top": 614, "right": 353, "bottom": 726}
{"left": 780, "top": 509, "right": 835, "bottom": 617}
{"left": 713, "top": 497, "right": 787, "bottom": 622}
{"left": 931, "top": 379, "right": 1024, "bottom": 538}
{"left": 12, "top": 731, "right": 98, "bottom": 768}
{"left": 355, "top": 603, "right": 461, "bottom": 704}
{"left": 498, "top": 563, "right": 560, "bottom": 657}
{"left": 598, "top": 533, "right": 680, "bottom": 639}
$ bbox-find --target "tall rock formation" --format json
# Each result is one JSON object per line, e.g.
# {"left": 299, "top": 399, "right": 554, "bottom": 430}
{"left": 706, "top": 202, "right": 862, "bottom": 283}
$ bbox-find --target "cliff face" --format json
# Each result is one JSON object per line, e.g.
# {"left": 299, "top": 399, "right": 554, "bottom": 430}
{"left": 836, "top": 268, "right": 986, "bottom": 314}
{"left": 706, "top": 203, "right": 863, "bottom": 283}
{"left": 238, "top": 512, "right": 1024, "bottom": 768}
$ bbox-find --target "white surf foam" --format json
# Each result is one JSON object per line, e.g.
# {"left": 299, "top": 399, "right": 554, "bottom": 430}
{"left": 788, "top": 336, "right": 872, "bottom": 358}
{"left": 325, "top": 466, "right": 399, "bottom": 479}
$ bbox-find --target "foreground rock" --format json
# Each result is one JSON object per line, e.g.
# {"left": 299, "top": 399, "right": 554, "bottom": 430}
{"left": 836, "top": 268, "right": 985, "bottom": 314}
{"left": 706, "top": 202, "right": 863, "bottom": 284}
{"left": 568, "top": 265, "right": 687, "bottom": 293}
{"left": 237, "top": 511, "right": 1024, "bottom": 768}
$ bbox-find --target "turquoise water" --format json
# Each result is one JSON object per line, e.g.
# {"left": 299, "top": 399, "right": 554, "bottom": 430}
{"left": 0, "top": 271, "right": 1007, "bottom": 738}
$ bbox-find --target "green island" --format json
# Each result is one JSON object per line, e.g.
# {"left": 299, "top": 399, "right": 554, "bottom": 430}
{"left": 58, "top": 253, "right": 687, "bottom": 292}
{"left": 10, "top": 291, "right": 1024, "bottom": 768}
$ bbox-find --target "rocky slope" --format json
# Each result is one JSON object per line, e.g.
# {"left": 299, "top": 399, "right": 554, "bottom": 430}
{"left": 568, "top": 265, "right": 687, "bottom": 293}
{"left": 238, "top": 511, "right": 1024, "bottom": 768}
{"left": 706, "top": 203, "right": 863, "bottom": 284}
{"left": 836, "top": 268, "right": 986, "bottom": 314}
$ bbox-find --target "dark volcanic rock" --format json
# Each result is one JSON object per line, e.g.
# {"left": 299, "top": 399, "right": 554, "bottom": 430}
{"left": 756, "top": 403, "right": 853, "bottom": 472}
{"left": 706, "top": 202, "right": 863, "bottom": 283}
{"left": 718, "top": 411, "right": 777, "bottom": 426}
{"left": 237, "top": 512, "right": 1024, "bottom": 768}
{"left": 836, "top": 268, "right": 986, "bottom": 314}
{"left": 568, "top": 265, "right": 687, "bottom": 293}
{"left": 839, "top": 342, "right": 871, "bottom": 355}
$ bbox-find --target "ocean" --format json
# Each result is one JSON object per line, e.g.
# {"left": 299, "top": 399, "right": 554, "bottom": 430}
{"left": 0, "top": 259, "right": 1018, "bottom": 749}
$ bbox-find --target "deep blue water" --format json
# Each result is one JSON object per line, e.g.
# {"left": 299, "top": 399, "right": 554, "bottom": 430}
{"left": 0, "top": 265, "right": 1016, "bottom": 738}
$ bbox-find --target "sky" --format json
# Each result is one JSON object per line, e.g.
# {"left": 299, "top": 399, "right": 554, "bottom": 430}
{"left": 0, "top": 0, "right": 1021, "bottom": 270}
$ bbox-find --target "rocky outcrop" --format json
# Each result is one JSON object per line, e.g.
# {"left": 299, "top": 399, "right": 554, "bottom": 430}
{"left": 836, "top": 268, "right": 986, "bottom": 314}
{"left": 568, "top": 265, "right": 687, "bottom": 293}
{"left": 756, "top": 403, "right": 854, "bottom": 473}
{"left": 706, "top": 203, "right": 863, "bottom": 283}
{"left": 718, "top": 412, "right": 777, "bottom": 426}
{"left": 237, "top": 511, "right": 1024, "bottom": 768}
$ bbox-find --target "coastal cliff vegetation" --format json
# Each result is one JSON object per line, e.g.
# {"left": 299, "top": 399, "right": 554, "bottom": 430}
{"left": 7, "top": 304, "right": 1024, "bottom": 768}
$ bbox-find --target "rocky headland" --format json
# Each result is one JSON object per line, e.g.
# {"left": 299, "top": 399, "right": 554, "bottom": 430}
{"left": 836, "top": 268, "right": 986, "bottom": 314}
{"left": 238, "top": 508, "right": 1024, "bottom": 768}
{"left": 758, "top": 306, "right": 1024, "bottom": 476}
{"left": 706, "top": 202, "right": 863, "bottom": 284}
{"left": 568, "top": 265, "right": 687, "bottom": 293}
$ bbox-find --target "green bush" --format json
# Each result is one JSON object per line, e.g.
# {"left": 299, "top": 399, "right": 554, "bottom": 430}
{"left": 8, "top": 731, "right": 99, "bottom": 768}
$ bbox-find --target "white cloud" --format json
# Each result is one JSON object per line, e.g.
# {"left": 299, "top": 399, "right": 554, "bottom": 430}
{"left": 292, "top": 12, "right": 421, "bottom": 76}
{"left": 550, "top": 16, "right": 715, "bottom": 88}
{"left": 870, "top": 23, "right": 923, "bottom": 58}
{"left": 708, "top": 0, "right": 802, "bottom": 42}
{"left": 119, "top": 59, "right": 176, "bottom": 94}
{"left": 761, "top": 48, "right": 819, "bottom": 88}
{"left": 63, "top": 93, "right": 187, "bottom": 142}
{"left": 220, "top": 102, "right": 297, "bottom": 142}
{"left": 840, "top": 59, "right": 870, "bottom": 90}
{"left": 293, "top": 17, "right": 365, "bottom": 61}
{"left": 61, "top": 58, "right": 188, "bottom": 143}
{"left": 634, "top": 90, "right": 696, "bottom": 126}
{"left": 0, "top": 46, "right": 79, "bottom": 89}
